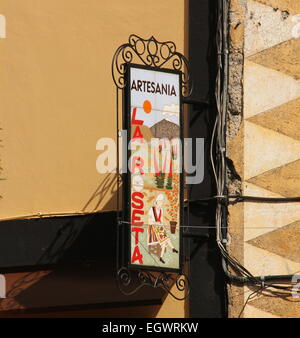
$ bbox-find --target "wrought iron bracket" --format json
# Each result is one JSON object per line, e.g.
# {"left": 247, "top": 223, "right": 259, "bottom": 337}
{"left": 182, "top": 98, "right": 210, "bottom": 116}
{"left": 182, "top": 98, "right": 210, "bottom": 106}
{"left": 182, "top": 232, "right": 210, "bottom": 240}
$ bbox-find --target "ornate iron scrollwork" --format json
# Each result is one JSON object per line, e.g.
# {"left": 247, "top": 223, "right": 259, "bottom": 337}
{"left": 117, "top": 267, "right": 190, "bottom": 301}
{"left": 112, "top": 34, "right": 192, "bottom": 97}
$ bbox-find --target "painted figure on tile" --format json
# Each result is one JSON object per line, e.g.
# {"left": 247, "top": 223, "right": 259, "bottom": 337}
{"left": 147, "top": 193, "right": 178, "bottom": 264}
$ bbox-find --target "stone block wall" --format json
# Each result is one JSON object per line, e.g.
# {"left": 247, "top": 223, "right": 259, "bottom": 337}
{"left": 228, "top": 0, "right": 300, "bottom": 317}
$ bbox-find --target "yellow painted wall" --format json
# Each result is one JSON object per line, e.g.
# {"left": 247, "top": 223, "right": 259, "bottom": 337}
{"left": 0, "top": 0, "right": 185, "bottom": 220}
{"left": 0, "top": 0, "right": 187, "bottom": 318}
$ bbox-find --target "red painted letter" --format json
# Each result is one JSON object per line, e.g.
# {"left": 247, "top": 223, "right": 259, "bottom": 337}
{"left": 131, "top": 156, "right": 144, "bottom": 174}
{"left": 132, "top": 227, "right": 144, "bottom": 245}
{"left": 131, "top": 209, "right": 144, "bottom": 224}
{"left": 131, "top": 245, "right": 143, "bottom": 264}
{"left": 131, "top": 192, "right": 144, "bottom": 209}
{"left": 131, "top": 107, "right": 143, "bottom": 125}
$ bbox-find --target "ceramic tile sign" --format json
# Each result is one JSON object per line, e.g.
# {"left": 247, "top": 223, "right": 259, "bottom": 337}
{"left": 125, "top": 64, "right": 183, "bottom": 272}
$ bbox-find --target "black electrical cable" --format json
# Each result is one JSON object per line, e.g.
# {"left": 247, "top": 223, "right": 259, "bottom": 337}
{"left": 188, "top": 194, "right": 300, "bottom": 205}
{"left": 229, "top": 195, "right": 300, "bottom": 203}
{"left": 222, "top": 258, "right": 295, "bottom": 284}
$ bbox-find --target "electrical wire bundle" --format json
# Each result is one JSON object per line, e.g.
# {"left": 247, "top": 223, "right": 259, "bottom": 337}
{"left": 213, "top": 0, "right": 299, "bottom": 301}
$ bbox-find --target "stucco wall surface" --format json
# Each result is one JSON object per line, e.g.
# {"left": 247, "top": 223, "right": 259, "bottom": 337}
{"left": 0, "top": 0, "right": 185, "bottom": 220}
